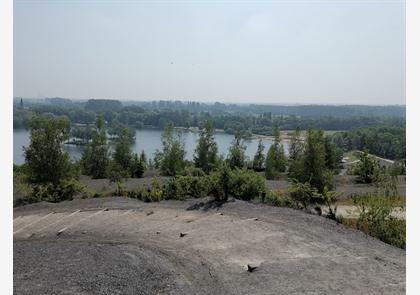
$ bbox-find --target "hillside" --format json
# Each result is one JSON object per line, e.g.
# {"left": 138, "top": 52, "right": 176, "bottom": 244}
{"left": 14, "top": 197, "right": 405, "bottom": 295}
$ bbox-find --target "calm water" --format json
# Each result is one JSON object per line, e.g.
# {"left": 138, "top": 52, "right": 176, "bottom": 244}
{"left": 13, "top": 129, "right": 288, "bottom": 165}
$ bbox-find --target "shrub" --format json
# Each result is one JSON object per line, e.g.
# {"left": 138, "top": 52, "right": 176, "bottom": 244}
{"left": 207, "top": 167, "right": 230, "bottom": 201}
{"left": 29, "top": 179, "right": 83, "bottom": 203}
{"left": 353, "top": 193, "right": 405, "bottom": 249}
{"left": 389, "top": 160, "right": 406, "bottom": 176}
{"left": 130, "top": 154, "right": 146, "bottom": 178}
{"left": 13, "top": 168, "right": 32, "bottom": 206}
{"left": 164, "top": 176, "right": 193, "bottom": 200}
{"left": 287, "top": 180, "right": 323, "bottom": 209}
{"left": 189, "top": 176, "right": 210, "bottom": 198}
{"left": 264, "top": 189, "right": 294, "bottom": 207}
{"left": 127, "top": 180, "right": 165, "bottom": 202}
{"left": 181, "top": 166, "right": 206, "bottom": 177}
{"left": 228, "top": 168, "right": 266, "bottom": 201}
{"left": 353, "top": 151, "right": 380, "bottom": 184}
{"left": 164, "top": 175, "right": 210, "bottom": 200}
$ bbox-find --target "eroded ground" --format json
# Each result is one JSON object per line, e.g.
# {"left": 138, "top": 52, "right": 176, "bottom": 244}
{"left": 14, "top": 197, "right": 405, "bottom": 295}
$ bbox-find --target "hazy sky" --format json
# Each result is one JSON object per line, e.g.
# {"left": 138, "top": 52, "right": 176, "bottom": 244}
{"left": 14, "top": 0, "right": 405, "bottom": 104}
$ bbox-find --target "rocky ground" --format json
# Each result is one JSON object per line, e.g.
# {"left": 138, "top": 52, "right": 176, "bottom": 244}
{"left": 14, "top": 197, "right": 405, "bottom": 295}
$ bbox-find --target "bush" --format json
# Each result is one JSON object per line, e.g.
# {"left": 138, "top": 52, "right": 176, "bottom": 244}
{"left": 181, "top": 166, "right": 206, "bottom": 177}
{"left": 130, "top": 154, "right": 146, "bottom": 178}
{"left": 81, "top": 190, "right": 103, "bottom": 199}
{"left": 228, "top": 168, "right": 266, "bottom": 201}
{"left": 389, "top": 160, "right": 406, "bottom": 176}
{"left": 353, "top": 151, "right": 380, "bottom": 184}
{"left": 287, "top": 180, "right": 323, "bottom": 209}
{"left": 207, "top": 167, "right": 230, "bottom": 201}
{"left": 165, "top": 176, "right": 193, "bottom": 200}
{"left": 264, "top": 189, "right": 294, "bottom": 207}
{"left": 353, "top": 193, "right": 405, "bottom": 249}
{"left": 164, "top": 175, "right": 210, "bottom": 200}
{"left": 28, "top": 179, "right": 83, "bottom": 203}
{"left": 13, "top": 170, "right": 33, "bottom": 207}
{"left": 126, "top": 180, "right": 165, "bottom": 202}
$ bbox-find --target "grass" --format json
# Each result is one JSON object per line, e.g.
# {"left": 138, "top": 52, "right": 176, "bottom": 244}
{"left": 339, "top": 216, "right": 406, "bottom": 249}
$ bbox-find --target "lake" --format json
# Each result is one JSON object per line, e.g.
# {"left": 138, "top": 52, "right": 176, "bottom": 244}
{"left": 13, "top": 129, "right": 289, "bottom": 165}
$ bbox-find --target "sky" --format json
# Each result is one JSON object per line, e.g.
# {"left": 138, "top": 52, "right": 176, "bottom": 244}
{"left": 14, "top": 0, "right": 405, "bottom": 105}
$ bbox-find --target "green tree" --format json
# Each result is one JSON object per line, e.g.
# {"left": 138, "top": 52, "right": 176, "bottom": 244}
{"left": 156, "top": 123, "right": 187, "bottom": 176}
{"left": 130, "top": 153, "right": 146, "bottom": 178}
{"left": 140, "top": 150, "right": 147, "bottom": 163}
{"left": 81, "top": 115, "right": 109, "bottom": 178}
{"left": 353, "top": 151, "right": 380, "bottom": 184}
{"left": 301, "top": 129, "right": 330, "bottom": 193}
{"left": 252, "top": 140, "right": 265, "bottom": 171}
{"left": 194, "top": 120, "right": 218, "bottom": 173}
{"left": 208, "top": 163, "right": 231, "bottom": 201}
{"left": 226, "top": 131, "right": 246, "bottom": 169}
{"left": 24, "top": 115, "right": 72, "bottom": 185}
{"left": 324, "top": 136, "right": 342, "bottom": 171}
{"left": 265, "top": 124, "right": 287, "bottom": 179}
{"left": 113, "top": 127, "right": 133, "bottom": 172}
{"left": 287, "top": 128, "right": 304, "bottom": 180}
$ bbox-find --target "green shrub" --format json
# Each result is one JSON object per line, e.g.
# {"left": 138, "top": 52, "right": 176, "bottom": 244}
{"left": 228, "top": 168, "right": 266, "bottom": 201}
{"left": 14, "top": 168, "right": 32, "bottom": 206}
{"left": 264, "top": 189, "right": 294, "bottom": 207}
{"left": 81, "top": 190, "right": 103, "bottom": 199}
{"left": 164, "top": 175, "right": 210, "bottom": 200}
{"left": 287, "top": 180, "right": 323, "bottom": 209}
{"left": 189, "top": 176, "right": 209, "bottom": 198}
{"left": 353, "top": 151, "right": 381, "bottom": 184}
{"left": 388, "top": 160, "right": 406, "bottom": 176}
{"left": 29, "top": 179, "right": 83, "bottom": 203}
{"left": 181, "top": 166, "right": 206, "bottom": 177}
{"left": 207, "top": 167, "right": 230, "bottom": 201}
{"left": 126, "top": 180, "right": 165, "bottom": 202}
{"left": 164, "top": 176, "right": 192, "bottom": 200}
{"left": 353, "top": 193, "right": 405, "bottom": 249}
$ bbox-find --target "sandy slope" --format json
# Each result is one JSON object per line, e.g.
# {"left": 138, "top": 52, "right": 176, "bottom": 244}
{"left": 14, "top": 197, "right": 405, "bottom": 295}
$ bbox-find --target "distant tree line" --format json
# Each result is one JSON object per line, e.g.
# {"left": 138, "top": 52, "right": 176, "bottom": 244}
{"left": 14, "top": 99, "right": 405, "bottom": 135}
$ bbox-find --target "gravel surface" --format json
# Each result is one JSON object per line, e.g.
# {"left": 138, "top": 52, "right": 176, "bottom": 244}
{"left": 14, "top": 197, "right": 405, "bottom": 295}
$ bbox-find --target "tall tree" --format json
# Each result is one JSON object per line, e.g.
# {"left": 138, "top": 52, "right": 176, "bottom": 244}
{"left": 194, "top": 120, "right": 218, "bottom": 173}
{"left": 227, "top": 131, "right": 246, "bottom": 169}
{"left": 252, "top": 140, "right": 265, "bottom": 171}
{"left": 324, "top": 136, "right": 342, "bottom": 171}
{"left": 113, "top": 127, "right": 133, "bottom": 172}
{"left": 302, "top": 129, "right": 329, "bottom": 192}
{"left": 353, "top": 151, "right": 380, "bottom": 184}
{"left": 24, "top": 115, "right": 71, "bottom": 185}
{"left": 157, "top": 123, "right": 187, "bottom": 176}
{"left": 288, "top": 128, "right": 305, "bottom": 180}
{"left": 130, "top": 153, "right": 146, "bottom": 178}
{"left": 81, "top": 115, "right": 109, "bottom": 178}
{"left": 265, "top": 124, "right": 287, "bottom": 179}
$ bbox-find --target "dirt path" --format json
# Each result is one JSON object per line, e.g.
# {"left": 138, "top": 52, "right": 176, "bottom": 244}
{"left": 14, "top": 197, "right": 405, "bottom": 295}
